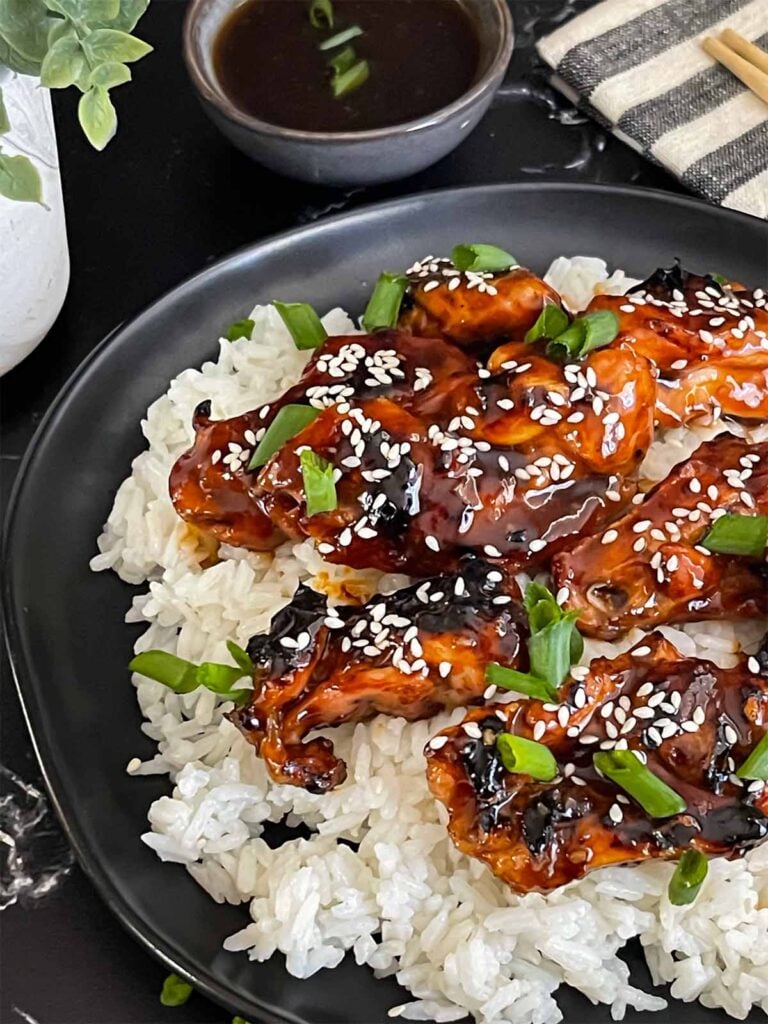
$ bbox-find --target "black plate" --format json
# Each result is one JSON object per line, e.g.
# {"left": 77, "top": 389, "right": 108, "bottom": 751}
{"left": 5, "top": 184, "right": 768, "bottom": 1024}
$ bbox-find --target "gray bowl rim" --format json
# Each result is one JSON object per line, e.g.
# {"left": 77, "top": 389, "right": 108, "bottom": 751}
{"left": 182, "top": 0, "right": 514, "bottom": 144}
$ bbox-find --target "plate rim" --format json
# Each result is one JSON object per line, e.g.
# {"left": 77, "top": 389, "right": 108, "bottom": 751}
{"left": 4, "top": 180, "right": 767, "bottom": 1023}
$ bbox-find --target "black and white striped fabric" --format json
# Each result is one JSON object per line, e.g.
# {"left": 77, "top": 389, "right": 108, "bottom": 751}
{"left": 537, "top": 0, "right": 768, "bottom": 220}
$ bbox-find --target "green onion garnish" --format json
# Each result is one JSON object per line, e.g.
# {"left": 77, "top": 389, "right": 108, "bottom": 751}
{"left": 451, "top": 244, "right": 518, "bottom": 274}
{"left": 668, "top": 849, "right": 708, "bottom": 906}
{"left": 274, "top": 301, "right": 327, "bottom": 351}
{"left": 701, "top": 513, "right": 768, "bottom": 559}
{"left": 129, "top": 650, "right": 251, "bottom": 703}
{"left": 546, "top": 310, "right": 620, "bottom": 360}
{"left": 525, "top": 304, "right": 570, "bottom": 344}
{"left": 247, "top": 405, "right": 320, "bottom": 469}
{"left": 225, "top": 318, "right": 255, "bottom": 342}
{"left": 300, "top": 449, "right": 337, "bottom": 516}
{"left": 496, "top": 734, "right": 558, "bottom": 781}
{"left": 711, "top": 273, "right": 728, "bottom": 287}
{"left": 593, "top": 750, "right": 686, "bottom": 818}
{"left": 332, "top": 58, "right": 369, "bottom": 98}
{"left": 736, "top": 730, "right": 768, "bottom": 780}
{"left": 226, "top": 639, "right": 253, "bottom": 674}
{"left": 485, "top": 663, "right": 558, "bottom": 702}
{"left": 319, "top": 24, "right": 363, "bottom": 50}
{"left": 328, "top": 44, "right": 357, "bottom": 77}
{"left": 528, "top": 612, "right": 583, "bottom": 689}
{"left": 523, "top": 581, "right": 562, "bottom": 633}
{"left": 309, "top": 0, "right": 334, "bottom": 30}
{"left": 362, "top": 272, "right": 409, "bottom": 332}
{"left": 160, "top": 973, "right": 194, "bottom": 1007}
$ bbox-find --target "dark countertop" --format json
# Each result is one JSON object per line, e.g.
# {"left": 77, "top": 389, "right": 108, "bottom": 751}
{"left": 0, "top": 2, "right": 682, "bottom": 1022}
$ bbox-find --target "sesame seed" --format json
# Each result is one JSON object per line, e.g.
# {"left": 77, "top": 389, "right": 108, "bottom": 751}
{"left": 425, "top": 535, "right": 440, "bottom": 552}
{"left": 429, "top": 735, "right": 448, "bottom": 751}
{"left": 693, "top": 706, "right": 706, "bottom": 725}
{"left": 557, "top": 706, "right": 570, "bottom": 728}
{"left": 463, "top": 722, "right": 482, "bottom": 739}
{"left": 608, "top": 803, "right": 623, "bottom": 824}
{"left": 484, "top": 544, "right": 503, "bottom": 558}
{"left": 533, "top": 721, "right": 546, "bottom": 741}
{"left": 602, "top": 529, "right": 619, "bottom": 545}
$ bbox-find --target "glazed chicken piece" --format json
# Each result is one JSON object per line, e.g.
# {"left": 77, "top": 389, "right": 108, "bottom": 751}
{"left": 588, "top": 265, "right": 768, "bottom": 427}
{"left": 426, "top": 633, "right": 768, "bottom": 893}
{"left": 399, "top": 257, "right": 563, "bottom": 347}
{"left": 232, "top": 559, "right": 527, "bottom": 791}
{"left": 553, "top": 434, "right": 768, "bottom": 639}
{"left": 169, "top": 330, "right": 475, "bottom": 551}
{"left": 255, "top": 365, "right": 653, "bottom": 575}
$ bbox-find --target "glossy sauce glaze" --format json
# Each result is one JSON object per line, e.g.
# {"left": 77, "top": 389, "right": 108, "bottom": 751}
{"left": 425, "top": 633, "right": 768, "bottom": 892}
{"left": 213, "top": 0, "right": 480, "bottom": 133}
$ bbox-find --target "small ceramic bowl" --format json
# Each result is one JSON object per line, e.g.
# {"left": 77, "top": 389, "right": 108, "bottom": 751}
{"left": 183, "top": 0, "right": 514, "bottom": 187}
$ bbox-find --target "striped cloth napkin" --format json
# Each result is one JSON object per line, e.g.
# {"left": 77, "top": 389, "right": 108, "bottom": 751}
{"left": 536, "top": 0, "right": 768, "bottom": 220}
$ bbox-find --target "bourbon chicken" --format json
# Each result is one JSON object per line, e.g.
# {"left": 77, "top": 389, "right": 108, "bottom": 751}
{"left": 426, "top": 634, "right": 768, "bottom": 893}
{"left": 553, "top": 435, "right": 768, "bottom": 639}
{"left": 232, "top": 560, "right": 526, "bottom": 791}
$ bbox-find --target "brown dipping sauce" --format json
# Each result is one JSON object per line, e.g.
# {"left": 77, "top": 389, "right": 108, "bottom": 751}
{"left": 213, "top": 0, "right": 481, "bottom": 132}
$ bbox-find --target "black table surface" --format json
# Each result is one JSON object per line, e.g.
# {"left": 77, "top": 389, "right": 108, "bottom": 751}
{"left": 0, "top": 2, "right": 686, "bottom": 1022}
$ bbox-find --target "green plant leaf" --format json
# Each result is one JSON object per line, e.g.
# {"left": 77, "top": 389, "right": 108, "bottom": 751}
{"left": 91, "top": 0, "right": 148, "bottom": 31}
{"left": 40, "top": 33, "right": 86, "bottom": 88}
{"left": 0, "top": 0, "right": 51, "bottom": 65}
{"left": 81, "top": 0, "right": 120, "bottom": 20}
{"left": 78, "top": 85, "right": 117, "bottom": 150}
{"left": 82, "top": 26, "right": 152, "bottom": 64}
{"left": 0, "top": 35, "right": 42, "bottom": 74}
{"left": 89, "top": 59, "right": 131, "bottom": 87}
{"left": 47, "top": 18, "right": 74, "bottom": 47}
{"left": 0, "top": 151, "right": 43, "bottom": 203}
{"left": 0, "top": 89, "right": 9, "bottom": 134}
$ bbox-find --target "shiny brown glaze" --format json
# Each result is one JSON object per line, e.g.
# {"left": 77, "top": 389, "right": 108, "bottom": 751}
{"left": 232, "top": 559, "right": 527, "bottom": 791}
{"left": 589, "top": 267, "right": 768, "bottom": 428}
{"left": 399, "top": 259, "right": 563, "bottom": 348}
{"left": 553, "top": 435, "right": 768, "bottom": 639}
{"left": 169, "top": 330, "right": 476, "bottom": 550}
{"left": 426, "top": 633, "right": 768, "bottom": 893}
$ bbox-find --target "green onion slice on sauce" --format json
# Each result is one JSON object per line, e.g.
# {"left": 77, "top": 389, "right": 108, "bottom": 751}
{"left": 225, "top": 318, "right": 255, "bottom": 342}
{"left": 528, "top": 612, "right": 583, "bottom": 689}
{"left": 593, "top": 750, "right": 686, "bottom": 818}
{"left": 309, "top": 0, "right": 334, "bottom": 30}
{"left": 496, "top": 734, "right": 558, "bottom": 781}
{"left": 300, "top": 449, "right": 337, "bottom": 516}
{"left": 524, "top": 304, "right": 570, "bottom": 344}
{"left": 319, "top": 24, "right": 363, "bottom": 50}
{"left": 332, "top": 58, "right": 369, "bottom": 98}
{"left": 327, "top": 44, "right": 357, "bottom": 77}
{"left": 160, "top": 974, "right": 194, "bottom": 1008}
{"left": 451, "top": 243, "right": 518, "bottom": 274}
{"left": 274, "top": 301, "right": 327, "bottom": 351}
{"left": 248, "top": 405, "right": 321, "bottom": 469}
{"left": 546, "top": 310, "right": 620, "bottom": 360}
{"left": 668, "top": 849, "right": 708, "bottom": 906}
{"left": 736, "top": 730, "right": 768, "bottom": 780}
{"left": 701, "top": 513, "right": 768, "bottom": 558}
{"left": 362, "top": 272, "right": 409, "bottom": 332}
{"left": 485, "top": 663, "right": 559, "bottom": 702}
{"left": 129, "top": 650, "right": 251, "bottom": 704}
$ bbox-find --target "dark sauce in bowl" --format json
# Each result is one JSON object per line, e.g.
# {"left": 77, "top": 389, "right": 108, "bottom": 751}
{"left": 213, "top": 0, "right": 481, "bottom": 133}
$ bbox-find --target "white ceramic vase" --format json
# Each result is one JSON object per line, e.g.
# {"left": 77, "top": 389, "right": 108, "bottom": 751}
{"left": 0, "top": 70, "right": 70, "bottom": 376}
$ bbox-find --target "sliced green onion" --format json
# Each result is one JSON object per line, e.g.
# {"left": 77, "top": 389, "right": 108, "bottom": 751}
{"left": 711, "top": 273, "right": 728, "bottom": 287}
{"left": 546, "top": 310, "right": 620, "bottom": 360}
{"left": 496, "top": 734, "right": 558, "bottom": 781}
{"left": 593, "top": 750, "right": 686, "bottom": 818}
{"left": 248, "top": 405, "right": 321, "bottom": 469}
{"left": 524, "top": 304, "right": 570, "bottom": 344}
{"left": 524, "top": 581, "right": 561, "bottom": 633}
{"left": 319, "top": 24, "right": 363, "bottom": 50}
{"left": 300, "top": 449, "right": 337, "bottom": 516}
{"left": 226, "top": 639, "right": 253, "bottom": 674}
{"left": 736, "top": 730, "right": 768, "bottom": 780}
{"left": 528, "top": 612, "right": 583, "bottom": 689}
{"left": 309, "top": 0, "right": 333, "bottom": 29}
{"left": 128, "top": 651, "right": 198, "bottom": 693}
{"left": 486, "top": 663, "right": 559, "bottom": 702}
{"left": 327, "top": 44, "right": 357, "bottom": 77}
{"left": 160, "top": 973, "right": 194, "bottom": 1007}
{"left": 332, "top": 57, "right": 369, "bottom": 98}
{"left": 225, "top": 318, "right": 254, "bottom": 342}
{"left": 451, "top": 244, "right": 518, "bottom": 274}
{"left": 274, "top": 301, "right": 327, "bottom": 351}
{"left": 668, "top": 849, "right": 708, "bottom": 906}
{"left": 701, "top": 513, "right": 768, "bottom": 558}
{"left": 195, "top": 661, "right": 246, "bottom": 693}
{"left": 362, "top": 272, "right": 409, "bottom": 332}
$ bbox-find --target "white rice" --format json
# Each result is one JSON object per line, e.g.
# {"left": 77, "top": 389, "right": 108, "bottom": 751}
{"left": 93, "top": 259, "right": 768, "bottom": 1023}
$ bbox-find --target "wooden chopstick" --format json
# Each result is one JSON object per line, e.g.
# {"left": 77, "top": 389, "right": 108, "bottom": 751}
{"left": 702, "top": 34, "right": 768, "bottom": 106}
{"left": 720, "top": 28, "right": 768, "bottom": 75}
